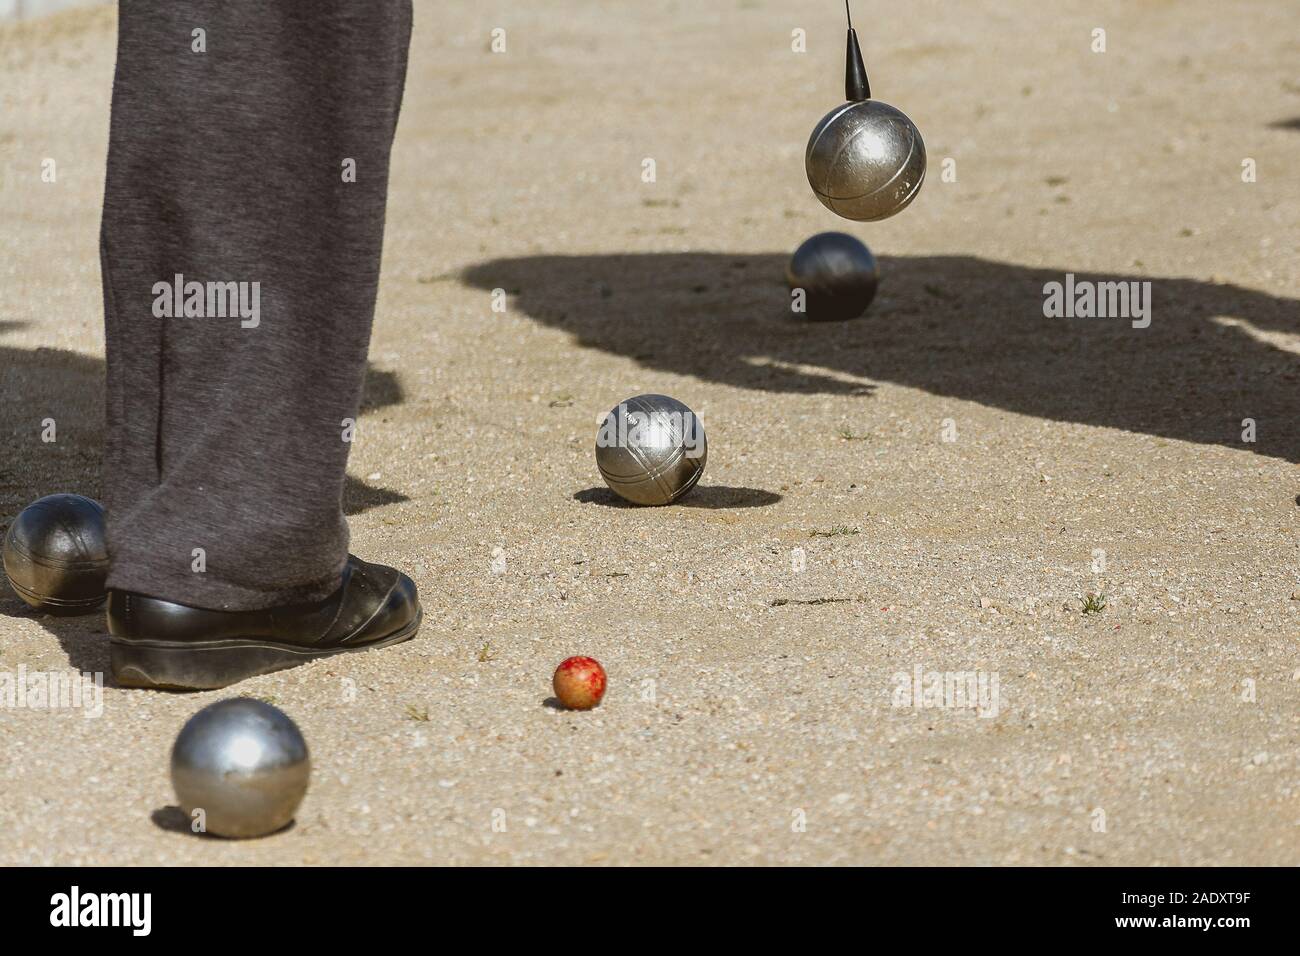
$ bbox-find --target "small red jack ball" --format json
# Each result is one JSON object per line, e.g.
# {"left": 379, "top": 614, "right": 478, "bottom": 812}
{"left": 553, "top": 657, "right": 607, "bottom": 710}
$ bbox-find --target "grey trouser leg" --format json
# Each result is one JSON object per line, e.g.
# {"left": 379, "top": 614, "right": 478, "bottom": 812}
{"left": 101, "top": 1, "right": 412, "bottom": 610}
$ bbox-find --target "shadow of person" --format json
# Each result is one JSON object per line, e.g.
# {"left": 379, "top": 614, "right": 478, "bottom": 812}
{"left": 462, "top": 253, "right": 1300, "bottom": 464}
{"left": 0, "top": 341, "right": 410, "bottom": 678}
{"left": 0, "top": 346, "right": 409, "bottom": 518}
{"left": 0, "top": 584, "right": 110, "bottom": 677}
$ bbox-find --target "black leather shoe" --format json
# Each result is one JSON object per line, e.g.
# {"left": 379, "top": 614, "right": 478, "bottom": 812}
{"left": 107, "top": 555, "right": 422, "bottom": 690}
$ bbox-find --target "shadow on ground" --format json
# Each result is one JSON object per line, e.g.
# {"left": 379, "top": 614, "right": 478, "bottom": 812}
{"left": 462, "top": 252, "right": 1300, "bottom": 463}
{"left": 150, "top": 804, "right": 295, "bottom": 838}
{"left": 573, "top": 485, "right": 782, "bottom": 509}
{"left": 0, "top": 572, "right": 108, "bottom": 676}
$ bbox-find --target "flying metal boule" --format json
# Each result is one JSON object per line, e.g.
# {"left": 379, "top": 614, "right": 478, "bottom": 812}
{"left": 805, "top": 1, "right": 926, "bottom": 222}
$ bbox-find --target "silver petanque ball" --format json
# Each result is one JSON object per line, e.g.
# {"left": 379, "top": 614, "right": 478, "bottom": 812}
{"left": 805, "top": 99, "right": 926, "bottom": 222}
{"left": 786, "top": 232, "right": 880, "bottom": 321}
{"left": 595, "top": 394, "right": 707, "bottom": 506}
{"left": 171, "top": 698, "right": 310, "bottom": 839}
{"left": 2, "top": 493, "right": 109, "bottom": 614}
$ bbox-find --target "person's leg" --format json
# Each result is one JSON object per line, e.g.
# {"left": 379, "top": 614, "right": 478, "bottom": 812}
{"left": 102, "top": 1, "right": 421, "bottom": 689}
{"left": 101, "top": 0, "right": 412, "bottom": 611}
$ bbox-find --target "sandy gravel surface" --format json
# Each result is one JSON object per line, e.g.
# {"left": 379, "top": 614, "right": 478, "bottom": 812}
{"left": 0, "top": 0, "right": 1296, "bottom": 865}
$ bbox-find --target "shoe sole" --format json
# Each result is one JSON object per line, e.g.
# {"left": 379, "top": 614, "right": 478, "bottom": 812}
{"left": 109, "top": 607, "right": 423, "bottom": 691}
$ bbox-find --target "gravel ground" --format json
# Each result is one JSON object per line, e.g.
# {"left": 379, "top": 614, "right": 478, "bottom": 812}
{"left": 0, "top": 0, "right": 1296, "bottom": 865}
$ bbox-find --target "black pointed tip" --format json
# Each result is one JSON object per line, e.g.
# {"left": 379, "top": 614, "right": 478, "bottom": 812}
{"left": 845, "top": 28, "right": 870, "bottom": 101}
